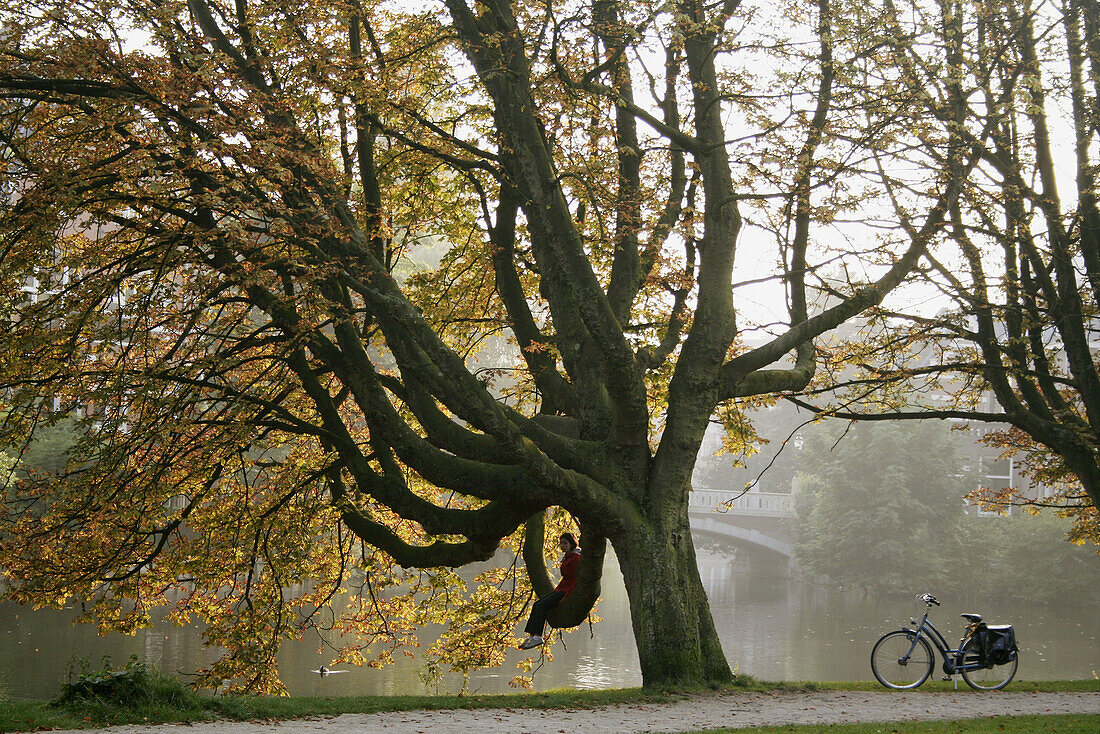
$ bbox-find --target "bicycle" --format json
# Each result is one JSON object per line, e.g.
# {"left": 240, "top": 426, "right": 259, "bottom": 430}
{"left": 870, "top": 593, "right": 1018, "bottom": 690}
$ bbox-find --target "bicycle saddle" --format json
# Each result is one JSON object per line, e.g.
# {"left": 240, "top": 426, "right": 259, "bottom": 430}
{"left": 960, "top": 613, "right": 983, "bottom": 623}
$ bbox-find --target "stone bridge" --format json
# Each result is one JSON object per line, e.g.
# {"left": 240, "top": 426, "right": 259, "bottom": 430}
{"left": 688, "top": 488, "right": 796, "bottom": 558}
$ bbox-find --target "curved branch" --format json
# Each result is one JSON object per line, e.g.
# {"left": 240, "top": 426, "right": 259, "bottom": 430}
{"left": 332, "top": 476, "right": 510, "bottom": 568}
{"left": 521, "top": 513, "right": 605, "bottom": 629}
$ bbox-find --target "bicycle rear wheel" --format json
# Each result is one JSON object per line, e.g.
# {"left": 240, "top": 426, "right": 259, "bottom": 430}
{"left": 959, "top": 636, "right": 1017, "bottom": 690}
{"left": 871, "top": 630, "right": 934, "bottom": 689}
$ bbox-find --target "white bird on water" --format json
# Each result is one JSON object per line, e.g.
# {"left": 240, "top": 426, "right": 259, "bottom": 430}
{"left": 310, "top": 665, "right": 349, "bottom": 677}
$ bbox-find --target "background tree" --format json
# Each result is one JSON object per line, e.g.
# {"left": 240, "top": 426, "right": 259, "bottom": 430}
{"left": 0, "top": 0, "right": 987, "bottom": 690}
{"left": 5, "top": 418, "right": 77, "bottom": 477}
{"left": 793, "top": 420, "right": 969, "bottom": 592}
{"left": 787, "top": 0, "right": 1100, "bottom": 549}
{"left": 963, "top": 511, "right": 1100, "bottom": 604}
{"left": 792, "top": 419, "right": 1100, "bottom": 601}
{"left": 0, "top": 449, "right": 13, "bottom": 489}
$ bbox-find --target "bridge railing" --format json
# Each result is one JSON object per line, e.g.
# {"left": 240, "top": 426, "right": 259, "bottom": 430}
{"left": 689, "top": 488, "right": 795, "bottom": 517}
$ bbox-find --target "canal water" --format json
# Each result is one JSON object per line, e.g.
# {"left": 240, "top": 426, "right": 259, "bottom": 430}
{"left": 1, "top": 545, "right": 1096, "bottom": 700}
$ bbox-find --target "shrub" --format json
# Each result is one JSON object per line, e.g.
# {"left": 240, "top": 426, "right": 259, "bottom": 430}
{"left": 55, "top": 656, "right": 194, "bottom": 708}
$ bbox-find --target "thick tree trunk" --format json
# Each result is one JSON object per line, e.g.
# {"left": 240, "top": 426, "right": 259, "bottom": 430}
{"left": 613, "top": 511, "right": 733, "bottom": 687}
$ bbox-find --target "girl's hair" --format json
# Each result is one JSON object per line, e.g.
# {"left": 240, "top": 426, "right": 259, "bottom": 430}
{"left": 559, "top": 532, "right": 578, "bottom": 551}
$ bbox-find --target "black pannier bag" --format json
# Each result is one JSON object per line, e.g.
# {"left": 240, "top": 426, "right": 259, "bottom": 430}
{"left": 979, "top": 624, "right": 1018, "bottom": 666}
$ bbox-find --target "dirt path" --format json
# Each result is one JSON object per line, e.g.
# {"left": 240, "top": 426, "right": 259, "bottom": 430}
{"left": 42, "top": 690, "right": 1100, "bottom": 734}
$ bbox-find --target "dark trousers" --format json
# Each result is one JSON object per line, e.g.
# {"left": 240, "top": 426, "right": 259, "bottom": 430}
{"left": 524, "top": 590, "right": 565, "bottom": 636}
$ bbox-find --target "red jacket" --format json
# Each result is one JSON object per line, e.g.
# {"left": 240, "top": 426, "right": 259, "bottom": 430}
{"left": 555, "top": 550, "right": 581, "bottom": 596}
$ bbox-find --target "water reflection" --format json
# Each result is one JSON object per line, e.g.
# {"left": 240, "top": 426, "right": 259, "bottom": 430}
{"left": 1, "top": 543, "right": 1097, "bottom": 700}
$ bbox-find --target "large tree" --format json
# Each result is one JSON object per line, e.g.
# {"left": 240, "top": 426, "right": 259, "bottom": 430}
{"left": 789, "top": 0, "right": 1100, "bottom": 547}
{"left": 0, "top": 0, "right": 981, "bottom": 690}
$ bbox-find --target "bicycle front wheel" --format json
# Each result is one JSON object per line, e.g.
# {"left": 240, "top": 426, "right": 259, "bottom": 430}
{"left": 871, "top": 630, "right": 934, "bottom": 689}
{"left": 959, "top": 636, "right": 1017, "bottom": 690}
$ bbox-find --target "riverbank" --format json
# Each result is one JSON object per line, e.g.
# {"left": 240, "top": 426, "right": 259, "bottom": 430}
{"left": 3, "top": 690, "right": 1098, "bottom": 734}
{"left": 2, "top": 681, "right": 1097, "bottom": 733}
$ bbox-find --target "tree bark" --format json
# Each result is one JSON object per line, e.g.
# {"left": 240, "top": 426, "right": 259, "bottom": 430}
{"left": 522, "top": 494, "right": 732, "bottom": 687}
{"left": 613, "top": 501, "right": 733, "bottom": 687}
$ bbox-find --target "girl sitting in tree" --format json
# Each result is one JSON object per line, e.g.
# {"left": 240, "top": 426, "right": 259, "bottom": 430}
{"left": 518, "top": 532, "right": 580, "bottom": 649}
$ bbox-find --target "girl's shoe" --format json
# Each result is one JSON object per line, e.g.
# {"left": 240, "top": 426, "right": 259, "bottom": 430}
{"left": 518, "top": 635, "right": 544, "bottom": 650}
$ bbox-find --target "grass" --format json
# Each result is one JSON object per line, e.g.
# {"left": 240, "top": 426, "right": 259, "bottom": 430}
{"left": 0, "top": 674, "right": 1096, "bottom": 732}
{"left": 0, "top": 672, "right": 700, "bottom": 732}
{"left": 670, "top": 713, "right": 1100, "bottom": 734}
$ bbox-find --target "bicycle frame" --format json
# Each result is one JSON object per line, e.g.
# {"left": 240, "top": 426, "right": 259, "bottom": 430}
{"left": 899, "top": 611, "right": 984, "bottom": 675}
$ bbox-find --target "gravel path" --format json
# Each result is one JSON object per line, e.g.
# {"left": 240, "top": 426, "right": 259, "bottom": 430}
{"left": 43, "top": 690, "right": 1100, "bottom": 734}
